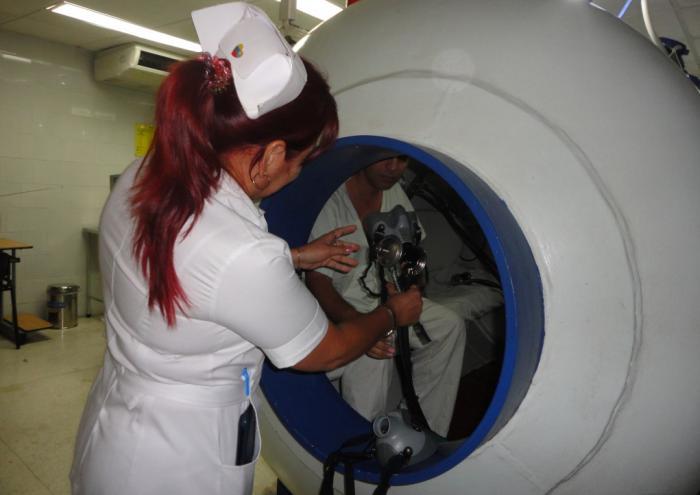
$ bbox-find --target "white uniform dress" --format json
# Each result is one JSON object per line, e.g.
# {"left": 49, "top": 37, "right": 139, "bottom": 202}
{"left": 310, "top": 183, "right": 466, "bottom": 436}
{"left": 70, "top": 160, "right": 328, "bottom": 495}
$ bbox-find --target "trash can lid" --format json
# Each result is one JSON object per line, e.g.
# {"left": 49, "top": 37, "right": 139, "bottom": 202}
{"left": 47, "top": 283, "right": 80, "bottom": 292}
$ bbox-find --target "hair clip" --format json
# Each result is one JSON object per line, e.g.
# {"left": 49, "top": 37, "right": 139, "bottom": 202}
{"left": 198, "top": 52, "right": 232, "bottom": 94}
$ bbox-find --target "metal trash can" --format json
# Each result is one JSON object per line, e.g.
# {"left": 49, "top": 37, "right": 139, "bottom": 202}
{"left": 47, "top": 283, "right": 80, "bottom": 329}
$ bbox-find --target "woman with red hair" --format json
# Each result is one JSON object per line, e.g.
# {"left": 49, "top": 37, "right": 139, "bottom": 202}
{"left": 70, "top": 3, "right": 422, "bottom": 495}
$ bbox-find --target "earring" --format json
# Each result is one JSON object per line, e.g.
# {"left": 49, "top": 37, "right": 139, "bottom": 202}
{"left": 252, "top": 174, "right": 270, "bottom": 189}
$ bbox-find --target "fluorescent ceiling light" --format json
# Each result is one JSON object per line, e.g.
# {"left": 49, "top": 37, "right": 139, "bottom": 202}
{"left": 1, "top": 53, "right": 32, "bottom": 64}
{"left": 276, "top": 0, "right": 342, "bottom": 21}
{"left": 47, "top": 2, "right": 201, "bottom": 52}
{"left": 617, "top": 0, "right": 634, "bottom": 18}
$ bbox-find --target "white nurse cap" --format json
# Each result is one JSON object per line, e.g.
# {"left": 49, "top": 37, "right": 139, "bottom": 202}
{"left": 191, "top": 2, "right": 308, "bottom": 119}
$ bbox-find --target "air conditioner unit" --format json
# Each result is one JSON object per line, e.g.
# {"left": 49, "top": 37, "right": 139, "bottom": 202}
{"left": 94, "top": 43, "right": 184, "bottom": 92}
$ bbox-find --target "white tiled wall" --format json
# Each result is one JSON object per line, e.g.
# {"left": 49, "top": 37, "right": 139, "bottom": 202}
{"left": 0, "top": 30, "right": 156, "bottom": 318}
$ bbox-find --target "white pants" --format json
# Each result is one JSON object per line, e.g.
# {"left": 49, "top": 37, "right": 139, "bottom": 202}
{"left": 338, "top": 298, "right": 466, "bottom": 436}
{"left": 70, "top": 354, "right": 260, "bottom": 495}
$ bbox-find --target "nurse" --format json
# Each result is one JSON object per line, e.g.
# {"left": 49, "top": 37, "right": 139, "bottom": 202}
{"left": 69, "top": 3, "right": 422, "bottom": 495}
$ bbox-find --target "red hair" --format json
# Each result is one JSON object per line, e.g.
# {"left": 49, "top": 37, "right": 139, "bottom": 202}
{"left": 130, "top": 57, "right": 338, "bottom": 326}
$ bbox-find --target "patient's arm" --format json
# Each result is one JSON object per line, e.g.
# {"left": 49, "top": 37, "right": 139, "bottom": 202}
{"left": 306, "top": 270, "right": 362, "bottom": 323}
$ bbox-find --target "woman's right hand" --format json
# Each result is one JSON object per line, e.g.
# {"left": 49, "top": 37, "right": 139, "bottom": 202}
{"left": 293, "top": 284, "right": 424, "bottom": 372}
{"left": 385, "top": 285, "right": 423, "bottom": 327}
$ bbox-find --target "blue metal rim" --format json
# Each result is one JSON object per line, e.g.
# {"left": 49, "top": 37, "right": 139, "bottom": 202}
{"left": 261, "top": 135, "right": 544, "bottom": 485}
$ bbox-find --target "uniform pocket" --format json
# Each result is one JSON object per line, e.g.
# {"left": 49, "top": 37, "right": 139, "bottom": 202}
{"left": 217, "top": 400, "right": 261, "bottom": 467}
{"left": 217, "top": 401, "right": 261, "bottom": 494}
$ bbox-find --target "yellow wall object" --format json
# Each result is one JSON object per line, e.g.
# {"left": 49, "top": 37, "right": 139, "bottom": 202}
{"left": 134, "top": 123, "right": 155, "bottom": 157}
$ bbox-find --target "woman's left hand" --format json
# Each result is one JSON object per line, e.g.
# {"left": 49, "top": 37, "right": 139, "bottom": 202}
{"left": 293, "top": 225, "right": 360, "bottom": 272}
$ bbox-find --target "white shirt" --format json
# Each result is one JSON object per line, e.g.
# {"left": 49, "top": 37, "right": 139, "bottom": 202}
{"left": 100, "top": 159, "right": 328, "bottom": 388}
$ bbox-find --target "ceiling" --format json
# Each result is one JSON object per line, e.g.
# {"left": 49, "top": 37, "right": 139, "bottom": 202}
{"left": 0, "top": 0, "right": 698, "bottom": 73}
{"left": 0, "top": 0, "right": 344, "bottom": 56}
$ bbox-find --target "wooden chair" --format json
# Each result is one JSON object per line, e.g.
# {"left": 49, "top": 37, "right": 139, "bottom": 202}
{"left": 0, "top": 251, "right": 21, "bottom": 349}
{"left": 0, "top": 253, "right": 52, "bottom": 349}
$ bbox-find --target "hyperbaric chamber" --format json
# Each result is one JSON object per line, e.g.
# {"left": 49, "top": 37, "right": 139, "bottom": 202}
{"left": 259, "top": 1, "right": 700, "bottom": 494}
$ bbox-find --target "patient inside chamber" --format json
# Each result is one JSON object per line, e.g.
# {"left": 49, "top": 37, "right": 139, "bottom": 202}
{"left": 306, "top": 155, "right": 505, "bottom": 440}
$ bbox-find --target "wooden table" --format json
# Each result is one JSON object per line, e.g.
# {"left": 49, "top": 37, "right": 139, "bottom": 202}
{"left": 0, "top": 238, "right": 33, "bottom": 251}
{"left": 0, "top": 238, "right": 51, "bottom": 348}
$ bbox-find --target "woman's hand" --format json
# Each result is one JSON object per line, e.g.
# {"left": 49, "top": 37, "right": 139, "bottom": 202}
{"left": 366, "top": 285, "right": 422, "bottom": 359}
{"left": 293, "top": 225, "right": 360, "bottom": 272}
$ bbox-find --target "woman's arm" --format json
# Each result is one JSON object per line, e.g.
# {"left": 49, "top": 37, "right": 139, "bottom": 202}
{"left": 292, "top": 286, "right": 422, "bottom": 372}
{"left": 305, "top": 270, "right": 361, "bottom": 322}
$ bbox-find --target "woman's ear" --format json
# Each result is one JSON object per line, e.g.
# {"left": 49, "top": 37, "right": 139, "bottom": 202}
{"left": 258, "top": 140, "right": 287, "bottom": 177}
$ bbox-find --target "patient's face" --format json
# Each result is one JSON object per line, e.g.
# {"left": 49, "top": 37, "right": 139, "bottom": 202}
{"left": 362, "top": 157, "right": 409, "bottom": 191}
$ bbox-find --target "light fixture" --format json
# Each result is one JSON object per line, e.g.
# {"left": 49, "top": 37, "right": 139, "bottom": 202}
{"left": 275, "top": 0, "right": 342, "bottom": 21}
{"left": 46, "top": 2, "right": 201, "bottom": 52}
{"left": 617, "top": 0, "right": 634, "bottom": 18}
{"left": 1, "top": 53, "right": 32, "bottom": 64}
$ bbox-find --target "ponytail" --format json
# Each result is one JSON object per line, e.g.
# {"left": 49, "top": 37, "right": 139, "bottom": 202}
{"left": 131, "top": 60, "right": 219, "bottom": 325}
{"left": 130, "top": 58, "right": 338, "bottom": 326}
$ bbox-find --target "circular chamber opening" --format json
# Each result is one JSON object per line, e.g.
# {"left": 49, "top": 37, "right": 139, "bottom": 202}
{"left": 261, "top": 135, "right": 544, "bottom": 485}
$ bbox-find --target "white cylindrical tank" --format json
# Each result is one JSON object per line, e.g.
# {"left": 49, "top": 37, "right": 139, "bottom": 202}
{"left": 259, "top": 1, "right": 700, "bottom": 493}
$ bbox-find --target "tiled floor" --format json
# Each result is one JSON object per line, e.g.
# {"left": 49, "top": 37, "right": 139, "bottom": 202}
{"left": 0, "top": 317, "right": 278, "bottom": 495}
